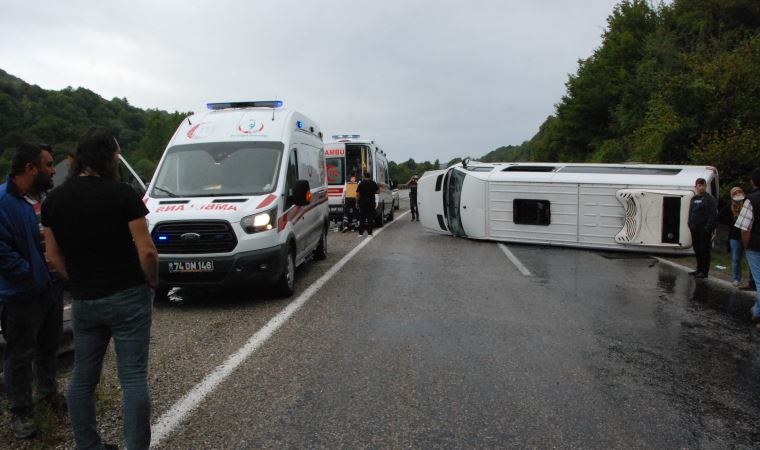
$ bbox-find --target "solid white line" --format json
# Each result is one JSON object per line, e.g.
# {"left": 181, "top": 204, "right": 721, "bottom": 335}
{"left": 151, "top": 210, "right": 410, "bottom": 447}
{"left": 498, "top": 243, "right": 532, "bottom": 277}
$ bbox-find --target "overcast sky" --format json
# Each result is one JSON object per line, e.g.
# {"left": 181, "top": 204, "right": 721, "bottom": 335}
{"left": 1, "top": 0, "right": 621, "bottom": 163}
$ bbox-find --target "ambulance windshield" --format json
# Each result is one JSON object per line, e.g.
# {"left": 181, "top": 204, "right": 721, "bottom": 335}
{"left": 151, "top": 142, "right": 283, "bottom": 198}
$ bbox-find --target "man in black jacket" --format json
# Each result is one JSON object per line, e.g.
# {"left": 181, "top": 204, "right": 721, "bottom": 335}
{"left": 688, "top": 178, "right": 717, "bottom": 278}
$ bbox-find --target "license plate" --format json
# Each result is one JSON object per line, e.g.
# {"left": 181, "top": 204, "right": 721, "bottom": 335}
{"left": 168, "top": 261, "right": 214, "bottom": 273}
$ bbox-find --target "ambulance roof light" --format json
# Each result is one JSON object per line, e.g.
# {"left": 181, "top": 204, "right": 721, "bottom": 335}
{"left": 207, "top": 101, "right": 283, "bottom": 110}
{"left": 332, "top": 134, "right": 360, "bottom": 139}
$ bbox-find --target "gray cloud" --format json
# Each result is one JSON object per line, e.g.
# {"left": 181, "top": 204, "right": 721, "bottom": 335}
{"left": 1, "top": 0, "right": 619, "bottom": 163}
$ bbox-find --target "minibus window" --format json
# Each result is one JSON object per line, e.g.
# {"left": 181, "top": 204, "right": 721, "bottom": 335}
{"left": 513, "top": 199, "right": 551, "bottom": 225}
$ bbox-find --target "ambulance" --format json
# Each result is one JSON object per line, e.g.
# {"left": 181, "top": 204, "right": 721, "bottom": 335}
{"left": 324, "top": 135, "right": 394, "bottom": 225}
{"left": 145, "top": 101, "right": 329, "bottom": 297}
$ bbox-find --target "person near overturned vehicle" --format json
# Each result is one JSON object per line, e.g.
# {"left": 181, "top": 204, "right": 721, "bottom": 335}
{"left": 736, "top": 168, "right": 760, "bottom": 328}
{"left": 42, "top": 127, "right": 158, "bottom": 450}
{"left": 687, "top": 177, "right": 717, "bottom": 278}
{"left": 0, "top": 143, "right": 64, "bottom": 439}
{"left": 355, "top": 171, "right": 379, "bottom": 236}
{"left": 407, "top": 174, "right": 419, "bottom": 221}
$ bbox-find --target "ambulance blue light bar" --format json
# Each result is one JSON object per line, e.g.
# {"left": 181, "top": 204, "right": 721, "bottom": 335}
{"left": 207, "top": 101, "right": 283, "bottom": 110}
{"left": 332, "top": 134, "right": 360, "bottom": 139}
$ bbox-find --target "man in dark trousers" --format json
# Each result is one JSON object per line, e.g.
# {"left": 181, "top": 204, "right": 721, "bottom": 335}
{"left": 42, "top": 127, "right": 158, "bottom": 450}
{"left": 736, "top": 168, "right": 760, "bottom": 325}
{"left": 355, "top": 172, "right": 379, "bottom": 236}
{"left": 687, "top": 177, "right": 717, "bottom": 278}
{"left": 407, "top": 174, "right": 419, "bottom": 221}
{"left": 0, "top": 143, "right": 60, "bottom": 439}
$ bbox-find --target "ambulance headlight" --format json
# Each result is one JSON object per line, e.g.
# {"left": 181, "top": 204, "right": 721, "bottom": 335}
{"left": 241, "top": 208, "right": 276, "bottom": 234}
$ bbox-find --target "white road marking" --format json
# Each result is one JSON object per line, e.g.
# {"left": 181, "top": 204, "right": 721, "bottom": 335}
{"left": 151, "top": 210, "right": 410, "bottom": 447}
{"left": 498, "top": 243, "right": 532, "bottom": 276}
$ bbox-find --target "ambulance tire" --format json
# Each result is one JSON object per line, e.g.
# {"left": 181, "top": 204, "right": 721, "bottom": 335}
{"left": 314, "top": 225, "right": 327, "bottom": 260}
{"left": 153, "top": 287, "right": 169, "bottom": 303}
{"left": 274, "top": 250, "right": 296, "bottom": 298}
{"left": 374, "top": 203, "right": 386, "bottom": 228}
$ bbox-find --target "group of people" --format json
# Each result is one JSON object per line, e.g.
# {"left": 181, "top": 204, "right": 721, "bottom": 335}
{"left": 340, "top": 173, "right": 420, "bottom": 233}
{"left": 688, "top": 170, "right": 760, "bottom": 330}
{"left": 340, "top": 172, "right": 380, "bottom": 236}
{"left": 0, "top": 127, "right": 158, "bottom": 449}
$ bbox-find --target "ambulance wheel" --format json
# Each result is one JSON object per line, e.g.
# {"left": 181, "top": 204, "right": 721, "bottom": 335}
{"left": 374, "top": 203, "right": 386, "bottom": 228}
{"left": 274, "top": 251, "right": 295, "bottom": 297}
{"left": 314, "top": 226, "right": 327, "bottom": 260}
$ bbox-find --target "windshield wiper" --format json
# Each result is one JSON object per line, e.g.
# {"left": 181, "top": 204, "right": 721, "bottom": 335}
{"left": 153, "top": 186, "right": 179, "bottom": 198}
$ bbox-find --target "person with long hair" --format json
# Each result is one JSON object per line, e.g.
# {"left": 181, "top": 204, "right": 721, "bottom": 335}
{"left": 41, "top": 126, "right": 158, "bottom": 449}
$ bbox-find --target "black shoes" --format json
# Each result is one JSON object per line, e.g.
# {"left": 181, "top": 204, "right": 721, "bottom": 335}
{"left": 688, "top": 270, "right": 698, "bottom": 276}
{"left": 9, "top": 413, "right": 37, "bottom": 439}
{"left": 694, "top": 272, "right": 708, "bottom": 279}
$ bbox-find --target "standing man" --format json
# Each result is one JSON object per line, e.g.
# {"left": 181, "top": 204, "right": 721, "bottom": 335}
{"left": 355, "top": 171, "right": 379, "bottom": 236}
{"left": 0, "top": 143, "right": 60, "bottom": 439}
{"left": 42, "top": 127, "right": 158, "bottom": 450}
{"left": 687, "top": 177, "right": 717, "bottom": 278}
{"left": 736, "top": 168, "right": 760, "bottom": 326}
{"left": 407, "top": 174, "right": 419, "bottom": 221}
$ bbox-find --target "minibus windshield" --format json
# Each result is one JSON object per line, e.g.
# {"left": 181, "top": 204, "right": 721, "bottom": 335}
{"left": 444, "top": 168, "right": 467, "bottom": 237}
{"left": 151, "top": 142, "right": 283, "bottom": 198}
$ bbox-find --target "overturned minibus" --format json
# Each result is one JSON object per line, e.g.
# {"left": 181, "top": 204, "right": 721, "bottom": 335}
{"left": 417, "top": 160, "right": 718, "bottom": 254}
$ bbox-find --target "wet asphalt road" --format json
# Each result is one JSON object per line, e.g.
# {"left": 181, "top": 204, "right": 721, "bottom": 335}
{"left": 141, "top": 200, "right": 760, "bottom": 449}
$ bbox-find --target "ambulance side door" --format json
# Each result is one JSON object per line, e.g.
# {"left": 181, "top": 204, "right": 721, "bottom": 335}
{"left": 285, "top": 148, "right": 308, "bottom": 257}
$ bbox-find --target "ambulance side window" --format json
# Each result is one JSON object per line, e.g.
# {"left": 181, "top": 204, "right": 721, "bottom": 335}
{"left": 285, "top": 149, "right": 299, "bottom": 208}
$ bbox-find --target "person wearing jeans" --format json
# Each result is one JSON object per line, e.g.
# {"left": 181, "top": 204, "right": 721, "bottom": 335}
{"left": 720, "top": 187, "right": 747, "bottom": 286}
{"left": 42, "top": 127, "right": 158, "bottom": 449}
{"left": 68, "top": 285, "right": 152, "bottom": 450}
{"left": 735, "top": 168, "right": 760, "bottom": 328}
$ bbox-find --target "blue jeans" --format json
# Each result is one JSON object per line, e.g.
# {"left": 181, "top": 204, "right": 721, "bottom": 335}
{"left": 730, "top": 239, "right": 745, "bottom": 283}
{"left": 68, "top": 285, "right": 153, "bottom": 450}
{"left": 748, "top": 250, "right": 760, "bottom": 317}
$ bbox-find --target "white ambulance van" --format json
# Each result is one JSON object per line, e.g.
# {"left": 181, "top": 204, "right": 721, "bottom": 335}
{"left": 145, "top": 101, "right": 329, "bottom": 297}
{"left": 324, "top": 135, "right": 394, "bottom": 225}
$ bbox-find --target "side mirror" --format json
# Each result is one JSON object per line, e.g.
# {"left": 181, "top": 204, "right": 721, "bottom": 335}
{"left": 293, "top": 179, "right": 311, "bottom": 206}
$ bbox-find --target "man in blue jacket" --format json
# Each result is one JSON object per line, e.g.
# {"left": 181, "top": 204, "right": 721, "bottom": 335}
{"left": 0, "top": 143, "right": 58, "bottom": 439}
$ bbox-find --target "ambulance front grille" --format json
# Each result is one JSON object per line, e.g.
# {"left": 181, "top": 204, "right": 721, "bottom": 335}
{"left": 152, "top": 221, "right": 237, "bottom": 254}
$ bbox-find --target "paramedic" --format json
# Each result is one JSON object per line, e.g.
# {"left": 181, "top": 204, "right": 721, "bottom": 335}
{"left": 42, "top": 127, "right": 158, "bottom": 450}
{"left": 341, "top": 173, "right": 359, "bottom": 232}
{"left": 687, "top": 177, "right": 717, "bottom": 278}
{"left": 356, "top": 172, "right": 379, "bottom": 236}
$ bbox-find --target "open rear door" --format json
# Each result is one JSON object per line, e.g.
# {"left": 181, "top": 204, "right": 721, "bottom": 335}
{"left": 614, "top": 189, "right": 694, "bottom": 248}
